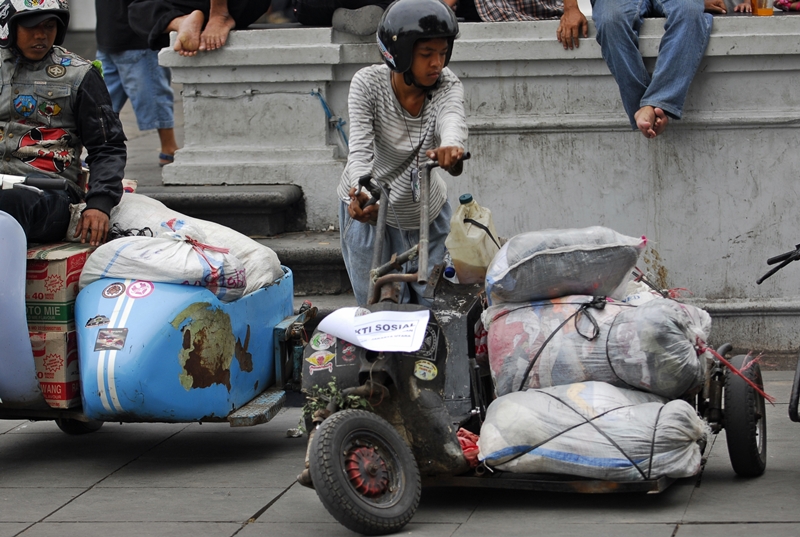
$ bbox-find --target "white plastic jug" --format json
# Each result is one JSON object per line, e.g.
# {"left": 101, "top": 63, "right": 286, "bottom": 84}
{"left": 444, "top": 193, "right": 500, "bottom": 284}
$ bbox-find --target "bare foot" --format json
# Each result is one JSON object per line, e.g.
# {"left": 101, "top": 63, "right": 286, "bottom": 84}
{"left": 634, "top": 106, "right": 657, "bottom": 139}
{"left": 653, "top": 107, "right": 669, "bottom": 136}
{"left": 173, "top": 11, "right": 205, "bottom": 57}
{"left": 200, "top": 12, "right": 236, "bottom": 52}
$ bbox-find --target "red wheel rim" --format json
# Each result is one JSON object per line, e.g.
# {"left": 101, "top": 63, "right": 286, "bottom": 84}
{"left": 345, "top": 445, "right": 389, "bottom": 497}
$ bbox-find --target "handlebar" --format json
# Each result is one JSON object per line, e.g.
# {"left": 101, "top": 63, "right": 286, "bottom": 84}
{"left": 757, "top": 244, "right": 800, "bottom": 285}
{"left": 356, "top": 152, "right": 472, "bottom": 210}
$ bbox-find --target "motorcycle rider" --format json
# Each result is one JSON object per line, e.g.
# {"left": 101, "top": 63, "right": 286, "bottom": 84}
{"left": 0, "top": 0, "right": 126, "bottom": 246}
{"left": 339, "top": 0, "right": 468, "bottom": 305}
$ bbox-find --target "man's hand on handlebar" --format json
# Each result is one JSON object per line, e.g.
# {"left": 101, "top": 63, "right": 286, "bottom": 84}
{"left": 74, "top": 208, "right": 110, "bottom": 246}
{"left": 426, "top": 146, "right": 464, "bottom": 176}
{"left": 348, "top": 187, "right": 379, "bottom": 224}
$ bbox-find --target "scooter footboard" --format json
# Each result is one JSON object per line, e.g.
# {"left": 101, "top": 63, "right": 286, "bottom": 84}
{"left": 75, "top": 268, "right": 294, "bottom": 422}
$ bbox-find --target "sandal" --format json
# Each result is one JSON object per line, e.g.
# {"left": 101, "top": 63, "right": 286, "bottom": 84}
{"left": 158, "top": 153, "right": 175, "bottom": 167}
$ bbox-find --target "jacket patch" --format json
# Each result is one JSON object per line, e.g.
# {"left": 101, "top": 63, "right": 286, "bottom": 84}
{"left": 46, "top": 65, "right": 66, "bottom": 78}
{"left": 37, "top": 101, "right": 61, "bottom": 118}
{"left": 12, "top": 127, "right": 74, "bottom": 173}
{"left": 14, "top": 94, "right": 36, "bottom": 117}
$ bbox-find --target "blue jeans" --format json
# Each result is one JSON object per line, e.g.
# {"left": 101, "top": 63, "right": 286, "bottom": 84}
{"left": 97, "top": 49, "right": 175, "bottom": 131}
{"left": 0, "top": 188, "right": 74, "bottom": 243}
{"left": 339, "top": 200, "right": 452, "bottom": 306}
{"left": 591, "top": 0, "right": 712, "bottom": 128}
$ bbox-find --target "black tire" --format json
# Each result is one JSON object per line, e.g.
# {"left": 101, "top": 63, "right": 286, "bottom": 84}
{"left": 308, "top": 409, "right": 420, "bottom": 535}
{"left": 724, "top": 354, "right": 767, "bottom": 477}
{"left": 55, "top": 418, "right": 103, "bottom": 435}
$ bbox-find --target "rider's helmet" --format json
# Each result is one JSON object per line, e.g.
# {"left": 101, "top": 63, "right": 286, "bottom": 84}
{"left": 376, "top": 0, "right": 458, "bottom": 81}
{"left": 0, "top": 0, "right": 70, "bottom": 50}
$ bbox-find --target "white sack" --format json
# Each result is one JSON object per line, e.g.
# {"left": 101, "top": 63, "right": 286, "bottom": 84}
{"left": 485, "top": 226, "right": 646, "bottom": 305}
{"left": 79, "top": 221, "right": 246, "bottom": 301}
{"left": 102, "top": 193, "right": 282, "bottom": 295}
{"left": 478, "top": 382, "right": 706, "bottom": 480}
{"left": 484, "top": 296, "right": 710, "bottom": 399}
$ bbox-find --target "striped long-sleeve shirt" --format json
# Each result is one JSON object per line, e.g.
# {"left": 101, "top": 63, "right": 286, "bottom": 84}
{"left": 337, "top": 64, "right": 468, "bottom": 230}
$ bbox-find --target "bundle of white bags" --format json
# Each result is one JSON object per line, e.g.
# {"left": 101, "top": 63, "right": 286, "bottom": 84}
{"left": 77, "top": 193, "right": 282, "bottom": 300}
{"left": 483, "top": 295, "right": 711, "bottom": 399}
{"left": 477, "top": 226, "right": 710, "bottom": 480}
{"left": 478, "top": 382, "right": 707, "bottom": 481}
{"left": 80, "top": 219, "right": 247, "bottom": 301}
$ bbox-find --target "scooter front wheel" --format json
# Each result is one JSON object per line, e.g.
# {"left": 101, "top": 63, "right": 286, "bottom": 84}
{"left": 723, "top": 354, "right": 767, "bottom": 477}
{"left": 308, "top": 409, "right": 420, "bottom": 536}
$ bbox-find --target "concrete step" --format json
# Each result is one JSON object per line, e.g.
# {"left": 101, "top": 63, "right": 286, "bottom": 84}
{"left": 136, "top": 184, "right": 305, "bottom": 237}
{"left": 257, "top": 231, "right": 351, "bottom": 297}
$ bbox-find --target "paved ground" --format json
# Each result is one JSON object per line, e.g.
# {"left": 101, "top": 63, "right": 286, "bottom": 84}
{"left": 6, "top": 32, "right": 798, "bottom": 537}
{"left": 1, "top": 371, "right": 799, "bottom": 537}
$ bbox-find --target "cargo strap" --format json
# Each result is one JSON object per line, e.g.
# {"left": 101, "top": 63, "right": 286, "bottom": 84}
{"left": 516, "top": 296, "right": 607, "bottom": 392}
{"left": 486, "top": 391, "right": 652, "bottom": 480}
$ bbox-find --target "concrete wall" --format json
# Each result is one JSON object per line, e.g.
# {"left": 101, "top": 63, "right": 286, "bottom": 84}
{"left": 68, "top": 0, "right": 95, "bottom": 31}
{"left": 160, "top": 17, "right": 800, "bottom": 357}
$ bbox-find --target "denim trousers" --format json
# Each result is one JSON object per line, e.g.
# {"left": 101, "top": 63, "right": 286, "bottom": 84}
{"left": 97, "top": 49, "right": 175, "bottom": 131}
{"left": 339, "top": 200, "right": 452, "bottom": 306}
{"left": 592, "top": 0, "right": 712, "bottom": 128}
{"left": 0, "top": 188, "right": 74, "bottom": 243}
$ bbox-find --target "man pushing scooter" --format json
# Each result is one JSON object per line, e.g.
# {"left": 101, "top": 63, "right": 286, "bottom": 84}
{"left": 338, "top": 0, "right": 468, "bottom": 306}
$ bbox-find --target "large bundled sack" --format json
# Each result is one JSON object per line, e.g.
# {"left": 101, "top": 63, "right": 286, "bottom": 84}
{"left": 478, "top": 381, "right": 707, "bottom": 480}
{"left": 484, "top": 295, "right": 710, "bottom": 399}
{"left": 79, "top": 220, "right": 247, "bottom": 301}
{"left": 485, "top": 226, "right": 646, "bottom": 305}
{"left": 88, "top": 193, "right": 282, "bottom": 296}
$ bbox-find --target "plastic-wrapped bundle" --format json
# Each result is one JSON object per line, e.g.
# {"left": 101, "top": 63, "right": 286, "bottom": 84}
{"left": 94, "top": 193, "right": 282, "bottom": 296}
{"left": 485, "top": 226, "right": 645, "bottom": 305}
{"left": 484, "top": 296, "right": 710, "bottom": 398}
{"left": 478, "top": 382, "right": 707, "bottom": 480}
{"left": 79, "top": 221, "right": 246, "bottom": 301}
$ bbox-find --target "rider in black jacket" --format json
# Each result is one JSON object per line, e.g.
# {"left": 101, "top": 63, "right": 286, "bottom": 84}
{"left": 0, "top": 0, "right": 126, "bottom": 245}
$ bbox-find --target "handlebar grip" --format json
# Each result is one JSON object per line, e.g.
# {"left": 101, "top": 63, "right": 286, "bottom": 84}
{"left": 767, "top": 245, "right": 800, "bottom": 265}
{"left": 23, "top": 176, "right": 68, "bottom": 190}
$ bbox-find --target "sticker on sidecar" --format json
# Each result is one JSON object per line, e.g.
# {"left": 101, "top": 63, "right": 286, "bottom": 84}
{"left": 414, "top": 360, "right": 438, "bottom": 381}
{"left": 306, "top": 351, "right": 334, "bottom": 375}
{"left": 102, "top": 282, "right": 126, "bottom": 299}
{"left": 126, "top": 280, "right": 154, "bottom": 299}
{"left": 95, "top": 328, "right": 128, "bottom": 351}
{"left": 310, "top": 332, "right": 336, "bottom": 351}
{"left": 336, "top": 339, "right": 357, "bottom": 367}
{"left": 86, "top": 314, "right": 110, "bottom": 327}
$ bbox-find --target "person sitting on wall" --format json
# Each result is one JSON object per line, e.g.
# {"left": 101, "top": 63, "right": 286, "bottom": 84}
{"left": 128, "top": 0, "right": 272, "bottom": 57}
{"left": 471, "top": 0, "right": 590, "bottom": 50}
{"left": 0, "top": 0, "right": 126, "bottom": 246}
{"left": 590, "top": 0, "right": 729, "bottom": 138}
{"left": 292, "top": 0, "right": 479, "bottom": 37}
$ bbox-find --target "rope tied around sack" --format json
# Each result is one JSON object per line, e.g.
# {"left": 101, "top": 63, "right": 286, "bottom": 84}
{"left": 695, "top": 340, "right": 775, "bottom": 404}
{"left": 484, "top": 390, "right": 652, "bottom": 480}
{"left": 517, "top": 296, "right": 608, "bottom": 392}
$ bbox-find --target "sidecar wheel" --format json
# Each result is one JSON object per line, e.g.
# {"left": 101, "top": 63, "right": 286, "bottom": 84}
{"left": 308, "top": 409, "right": 420, "bottom": 536}
{"left": 55, "top": 418, "right": 103, "bottom": 435}
{"left": 724, "top": 354, "right": 767, "bottom": 477}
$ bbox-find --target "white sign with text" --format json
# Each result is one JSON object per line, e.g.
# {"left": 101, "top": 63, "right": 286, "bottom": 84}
{"left": 317, "top": 307, "right": 430, "bottom": 353}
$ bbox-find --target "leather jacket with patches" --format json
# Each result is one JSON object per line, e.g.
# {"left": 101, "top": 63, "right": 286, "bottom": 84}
{"left": 0, "top": 46, "right": 126, "bottom": 216}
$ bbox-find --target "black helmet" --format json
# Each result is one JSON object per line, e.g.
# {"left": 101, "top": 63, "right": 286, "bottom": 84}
{"left": 0, "top": 0, "right": 70, "bottom": 49}
{"left": 377, "top": 0, "right": 458, "bottom": 74}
